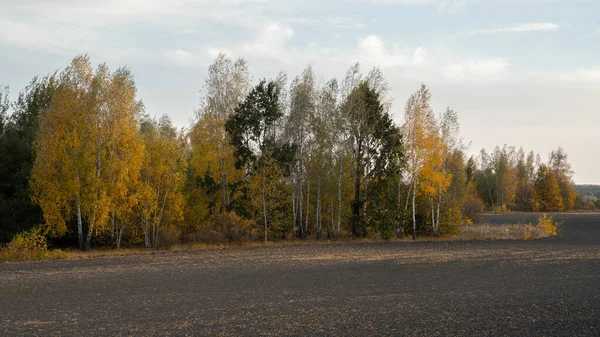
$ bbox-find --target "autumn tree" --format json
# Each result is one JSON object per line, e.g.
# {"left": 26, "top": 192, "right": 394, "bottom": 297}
{"left": 549, "top": 147, "right": 577, "bottom": 210}
{"left": 402, "top": 84, "right": 438, "bottom": 240}
{"left": 285, "top": 67, "right": 316, "bottom": 238}
{"left": 515, "top": 148, "right": 538, "bottom": 211}
{"left": 535, "top": 164, "right": 564, "bottom": 212}
{"left": 138, "top": 115, "right": 186, "bottom": 248}
{"left": 190, "top": 54, "right": 250, "bottom": 211}
{"left": 31, "top": 56, "right": 144, "bottom": 251}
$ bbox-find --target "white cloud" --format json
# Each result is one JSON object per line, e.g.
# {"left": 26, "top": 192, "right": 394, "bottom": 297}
{"left": 326, "top": 17, "right": 368, "bottom": 29}
{"left": 550, "top": 67, "right": 600, "bottom": 87}
{"left": 355, "top": 0, "right": 553, "bottom": 13}
{"left": 475, "top": 22, "right": 560, "bottom": 34}
{"left": 242, "top": 23, "right": 295, "bottom": 56}
{"left": 442, "top": 58, "right": 509, "bottom": 81}
{"left": 358, "top": 35, "right": 427, "bottom": 68}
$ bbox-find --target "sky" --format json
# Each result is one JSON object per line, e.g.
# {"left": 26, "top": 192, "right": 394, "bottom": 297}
{"left": 1, "top": 0, "right": 599, "bottom": 183}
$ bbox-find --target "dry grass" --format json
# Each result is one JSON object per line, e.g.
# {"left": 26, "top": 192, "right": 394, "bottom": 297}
{"left": 459, "top": 224, "right": 553, "bottom": 241}
{"left": 1, "top": 215, "right": 561, "bottom": 263}
{"left": 0, "top": 247, "right": 67, "bottom": 262}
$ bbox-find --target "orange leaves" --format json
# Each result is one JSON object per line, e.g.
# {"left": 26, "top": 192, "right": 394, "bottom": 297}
{"left": 31, "top": 55, "right": 144, "bottom": 244}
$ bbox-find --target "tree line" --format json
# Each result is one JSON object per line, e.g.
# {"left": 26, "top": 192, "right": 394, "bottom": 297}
{"left": 0, "top": 54, "right": 587, "bottom": 250}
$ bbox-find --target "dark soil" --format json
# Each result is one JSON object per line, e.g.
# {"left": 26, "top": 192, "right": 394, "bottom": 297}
{"left": 1, "top": 214, "right": 599, "bottom": 336}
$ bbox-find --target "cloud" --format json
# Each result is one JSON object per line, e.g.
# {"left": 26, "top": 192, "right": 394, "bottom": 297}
{"left": 326, "top": 17, "right": 368, "bottom": 29}
{"left": 354, "top": 0, "right": 553, "bottom": 13}
{"left": 475, "top": 22, "right": 560, "bottom": 34}
{"left": 442, "top": 58, "right": 509, "bottom": 81}
{"left": 358, "top": 35, "right": 427, "bottom": 68}
{"left": 550, "top": 67, "right": 600, "bottom": 87}
{"left": 242, "top": 23, "right": 295, "bottom": 56}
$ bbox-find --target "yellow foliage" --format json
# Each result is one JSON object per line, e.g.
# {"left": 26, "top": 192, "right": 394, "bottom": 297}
{"left": 137, "top": 116, "right": 187, "bottom": 247}
{"left": 536, "top": 213, "right": 560, "bottom": 237}
{"left": 31, "top": 55, "right": 144, "bottom": 248}
{"left": 0, "top": 229, "right": 67, "bottom": 262}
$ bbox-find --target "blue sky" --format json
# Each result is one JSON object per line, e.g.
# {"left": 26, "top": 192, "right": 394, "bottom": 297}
{"left": 1, "top": 0, "right": 599, "bottom": 183}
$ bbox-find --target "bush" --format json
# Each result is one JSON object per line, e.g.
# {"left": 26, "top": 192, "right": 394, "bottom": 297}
{"left": 536, "top": 213, "right": 560, "bottom": 237}
{"left": 462, "top": 194, "right": 484, "bottom": 223}
{"left": 186, "top": 211, "right": 257, "bottom": 244}
{"left": 7, "top": 228, "right": 47, "bottom": 251}
{"left": 213, "top": 211, "right": 256, "bottom": 242}
{"left": 157, "top": 226, "right": 181, "bottom": 249}
{"left": 0, "top": 228, "right": 66, "bottom": 262}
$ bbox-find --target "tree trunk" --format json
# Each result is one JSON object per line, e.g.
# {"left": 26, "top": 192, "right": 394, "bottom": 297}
{"left": 116, "top": 222, "right": 125, "bottom": 249}
{"left": 76, "top": 193, "right": 84, "bottom": 251}
{"left": 436, "top": 193, "right": 441, "bottom": 234}
{"left": 110, "top": 212, "right": 115, "bottom": 248}
{"left": 305, "top": 174, "right": 310, "bottom": 238}
{"left": 316, "top": 177, "right": 321, "bottom": 240}
{"left": 431, "top": 200, "right": 436, "bottom": 235}
{"left": 291, "top": 176, "right": 296, "bottom": 236}
{"left": 412, "top": 179, "right": 417, "bottom": 241}
{"left": 262, "top": 168, "right": 268, "bottom": 242}
{"left": 143, "top": 222, "right": 151, "bottom": 248}
{"left": 362, "top": 178, "right": 368, "bottom": 238}
{"left": 84, "top": 214, "right": 95, "bottom": 252}
{"left": 154, "top": 191, "right": 169, "bottom": 249}
{"left": 299, "top": 173, "right": 303, "bottom": 238}
{"left": 337, "top": 156, "right": 343, "bottom": 237}
{"left": 352, "top": 167, "right": 361, "bottom": 238}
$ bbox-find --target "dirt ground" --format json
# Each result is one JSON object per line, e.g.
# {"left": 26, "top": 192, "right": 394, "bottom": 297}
{"left": 1, "top": 213, "right": 599, "bottom": 336}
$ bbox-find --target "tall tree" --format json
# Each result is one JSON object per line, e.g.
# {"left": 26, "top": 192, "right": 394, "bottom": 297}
{"left": 402, "top": 84, "right": 437, "bottom": 240}
{"left": 0, "top": 78, "right": 56, "bottom": 242}
{"left": 549, "top": 147, "right": 577, "bottom": 210}
{"left": 226, "top": 79, "right": 294, "bottom": 241}
{"left": 138, "top": 116, "right": 186, "bottom": 248}
{"left": 343, "top": 81, "right": 402, "bottom": 237}
{"left": 285, "top": 66, "right": 316, "bottom": 238}
{"left": 0, "top": 85, "right": 8, "bottom": 133}
{"left": 31, "top": 56, "right": 144, "bottom": 251}
{"left": 535, "top": 164, "right": 564, "bottom": 212}
{"left": 515, "top": 148, "right": 538, "bottom": 211}
{"left": 192, "top": 54, "right": 250, "bottom": 210}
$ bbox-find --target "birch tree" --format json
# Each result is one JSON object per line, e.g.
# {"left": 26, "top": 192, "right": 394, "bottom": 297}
{"left": 286, "top": 67, "right": 316, "bottom": 238}
{"left": 138, "top": 116, "right": 186, "bottom": 248}
{"left": 31, "top": 55, "right": 143, "bottom": 250}
{"left": 192, "top": 54, "right": 250, "bottom": 209}
{"left": 402, "top": 84, "right": 437, "bottom": 240}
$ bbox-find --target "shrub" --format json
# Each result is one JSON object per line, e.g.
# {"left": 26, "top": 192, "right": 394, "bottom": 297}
{"left": 7, "top": 228, "right": 47, "bottom": 251}
{"left": 157, "top": 226, "right": 181, "bottom": 249}
{"left": 462, "top": 194, "right": 484, "bottom": 223}
{"left": 536, "top": 213, "right": 560, "bottom": 237}
{"left": 213, "top": 211, "right": 256, "bottom": 242}
{"left": 187, "top": 211, "right": 257, "bottom": 244}
{"left": 0, "top": 228, "right": 66, "bottom": 262}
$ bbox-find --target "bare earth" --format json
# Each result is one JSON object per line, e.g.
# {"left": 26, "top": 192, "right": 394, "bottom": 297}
{"left": 1, "top": 213, "right": 599, "bottom": 336}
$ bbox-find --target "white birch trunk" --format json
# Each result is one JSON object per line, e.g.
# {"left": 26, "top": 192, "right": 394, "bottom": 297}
{"left": 412, "top": 179, "right": 417, "bottom": 241}
{"left": 76, "top": 193, "right": 84, "bottom": 251}
{"left": 337, "top": 157, "right": 343, "bottom": 237}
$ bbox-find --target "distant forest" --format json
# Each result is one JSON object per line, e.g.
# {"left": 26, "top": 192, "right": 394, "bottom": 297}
{"left": 575, "top": 185, "right": 600, "bottom": 200}
{"left": 0, "top": 54, "right": 595, "bottom": 251}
